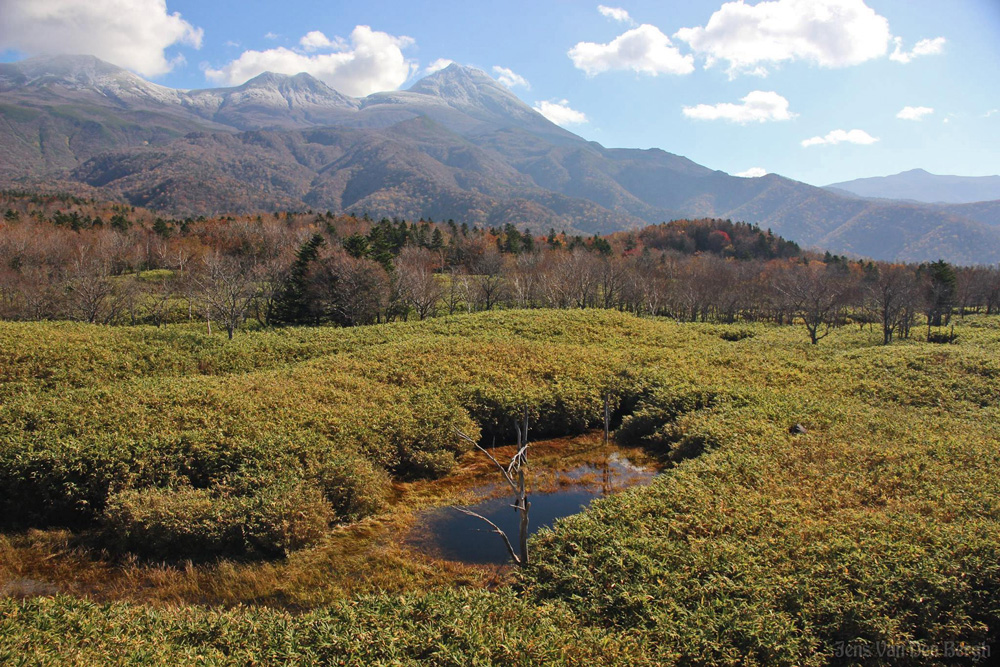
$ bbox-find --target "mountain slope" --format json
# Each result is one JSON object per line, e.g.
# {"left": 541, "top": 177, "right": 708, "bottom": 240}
{"left": 0, "top": 55, "right": 231, "bottom": 177}
{"left": 930, "top": 200, "right": 1000, "bottom": 228}
{"left": 2, "top": 55, "right": 998, "bottom": 263}
{"left": 826, "top": 168, "right": 1000, "bottom": 204}
{"left": 67, "top": 120, "right": 644, "bottom": 233}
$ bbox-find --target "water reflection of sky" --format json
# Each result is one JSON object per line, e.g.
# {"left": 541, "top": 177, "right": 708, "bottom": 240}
{"left": 410, "top": 453, "right": 657, "bottom": 565}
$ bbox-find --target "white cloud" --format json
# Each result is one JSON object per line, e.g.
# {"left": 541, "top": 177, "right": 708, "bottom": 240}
{"left": 264, "top": 32, "right": 280, "bottom": 40}
{"left": 299, "top": 31, "right": 341, "bottom": 52}
{"left": 224, "top": 40, "right": 241, "bottom": 48}
{"left": 682, "top": 90, "right": 795, "bottom": 124}
{"left": 205, "top": 25, "right": 415, "bottom": 97}
{"left": 896, "top": 106, "right": 934, "bottom": 121}
{"left": 675, "top": 0, "right": 890, "bottom": 78}
{"left": 492, "top": 66, "right": 529, "bottom": 89}
{"left": 985, "top": 109, "right": 999, "bottom": 118}
{"left": 0, "top": 0, "right": 203, "bottom": 78}
{"left": 735, "top": 167, "right": 768, "bottom": 178}
{"left": 533, "top": 99, "right": 588, "bottom": 126}
{"left": 801, "top": 128, "right": 879, "bottom": 147}
{"left": 913, "top": 37, "right": 945, "bottom": 55}
{"left": 569, "top": 24, "right": 694, "bottom": 76}
{"left": 425, "top": 58, "right": 454, "bottom": 74}
{"left": 889, "top": 36, "right": 946, "bottom": 63}
{"left": 598, "top": 5, "right": 633, "bottom": 24}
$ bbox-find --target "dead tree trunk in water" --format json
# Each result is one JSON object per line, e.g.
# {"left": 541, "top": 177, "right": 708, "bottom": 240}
{"left": 453, "top": 407, "right": 531, "bottom": 566}
{"left": 603, "top": 393, "right": 611, "bottom": 445}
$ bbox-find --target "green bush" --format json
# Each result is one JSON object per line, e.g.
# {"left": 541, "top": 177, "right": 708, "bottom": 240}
{"left": 0, "top": 438, "right": 134, "bottom": 528}
{"left": 240, "top": 481, "right": 335, "bottom": 556}
{"left": 719, "top": 328, "right": 756, "bottom": 341}
{"left": 616, "top": 386, "right": 719, "bottom": 450}
{"left": 101, "top": 486, "right": 235, "bottom": 559}
{"left": 399, "top": 449, "right": 457, "bottom": 479}
{"left": 308, "top": 452, "right": 390, "bottom": 521}
{"left": 101, "top": 480, "right": 334, "bottom": 560}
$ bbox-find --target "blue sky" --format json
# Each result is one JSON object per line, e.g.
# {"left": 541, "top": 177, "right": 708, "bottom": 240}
{"left": 2, "top": 0, "right": 997, "bottom": 185}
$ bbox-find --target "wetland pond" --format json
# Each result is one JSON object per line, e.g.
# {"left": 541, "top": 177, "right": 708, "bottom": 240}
{"left": 408, "top": 448, "right": 658, "bottom": 565}
{"left": 0, "top": 436, "right": 659, "bottom": 607}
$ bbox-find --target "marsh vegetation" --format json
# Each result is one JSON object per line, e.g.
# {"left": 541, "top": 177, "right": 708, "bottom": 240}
{"left": 0, "top": 308, "right": 998, "bottom": 664}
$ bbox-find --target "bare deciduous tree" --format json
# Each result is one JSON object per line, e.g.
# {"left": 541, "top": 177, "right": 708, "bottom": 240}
{"left": 65, "top": 245, "right": 124, "bottom": 324}
{"left": 396, "top": 247, "right": 443, "bottom": 320}
{"left": 774, "top": 260, "right": 852, "bottom": 345}
{"left": 509, "top": 252, "right": 544, "bottom": 309}
{"left": 866, "top": 264, "right": 920, "bottom": 345}
{"left": 197, "top": 253, "right": 260, "bottom": 339}
{"left": 470, "top": 247, "right": 506, "bottom": 311}
{"left": 310, "top": 249, "right": 390, "bottom": 326}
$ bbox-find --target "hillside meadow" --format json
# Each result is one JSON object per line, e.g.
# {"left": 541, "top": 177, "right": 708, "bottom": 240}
{"left": 1, "top": 310, "right": 999, "bottom": 665}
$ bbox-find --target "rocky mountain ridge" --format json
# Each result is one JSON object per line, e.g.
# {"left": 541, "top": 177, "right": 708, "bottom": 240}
{"left": 1, "top": 55, "right": 998, "bottom": 264}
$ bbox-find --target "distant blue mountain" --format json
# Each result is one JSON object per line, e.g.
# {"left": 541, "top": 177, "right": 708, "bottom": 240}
{"left": 826, "top": 169, "right": 1000, "bottom": 204}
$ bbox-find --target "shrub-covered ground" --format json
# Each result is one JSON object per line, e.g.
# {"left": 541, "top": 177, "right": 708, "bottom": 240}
{"left": 1, "top": 311, "right": 999, "bottom": 664}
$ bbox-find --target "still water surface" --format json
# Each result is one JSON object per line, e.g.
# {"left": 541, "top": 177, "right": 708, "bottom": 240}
{"left": 411, "top": 452, "right": 656, "bottom": 565}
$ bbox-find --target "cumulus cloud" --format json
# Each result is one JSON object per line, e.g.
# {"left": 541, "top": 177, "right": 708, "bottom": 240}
{"left": 205, "top": 25, "right": 415, "bottom": 97}
{"left": 683, "top": 91, "right": 795, "bottom": 124}
{"left": 492, "top": 66, "right": 529, "bottom": 89}
{"left": 425, "top": 58, "right": 454, "bottom": 74}
{"left": 569, "top": 24, "right": 694, "bottom": 76}
{"left": 299, "top": 31, "right": 341, "bottom": 52}
{"left": 0, "top": 0, "right": 203, "bottom": 77}
{"left": 897, "top": 106, "right": 934, "bottom": 121}
{"left": 675, "top": 0, "right": 890, "bottom": 77}
{"left": 889, "top": 36, "right": 946, "bottom": 63}
{"left": 735, "top": 167, "right": 768, "bottom": 178}
{"left": 598, "top": 5, "right": 633, "bottom": 24}
{"left": 801, "top": 129, "right": 879, "bottom": 147}
{"left": 533, "top": 99, "right": 588, "bottom": 126}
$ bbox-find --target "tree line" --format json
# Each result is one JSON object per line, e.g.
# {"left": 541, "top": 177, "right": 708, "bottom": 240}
{"left": 1, "top": 200, "right": 998, "bottom": 343}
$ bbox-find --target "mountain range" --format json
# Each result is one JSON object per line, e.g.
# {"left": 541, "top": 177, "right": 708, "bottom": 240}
{"left": 827, "top": 169, "right": 1000, "bottom": 205}
{"left": 1, "top": 54, "right": 998, "bottom": 265}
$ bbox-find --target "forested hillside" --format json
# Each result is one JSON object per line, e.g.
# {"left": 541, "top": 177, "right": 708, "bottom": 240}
{"left": 2, "top": 192, "right": 997, "bottom": 346}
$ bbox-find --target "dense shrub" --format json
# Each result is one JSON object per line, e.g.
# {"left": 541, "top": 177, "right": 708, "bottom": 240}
{"left": 385, "top": 393, "right": 479, "bottom": 479}
{"left": 101, "top": 480, "right": 334, "bottom": 560}
{"left": 0, "top": 591, "right": 647, "bottom": 665}
{"left": 307, "top": 452, "right": 390, "bottom": 520}
{"left": 0, "top": 443, "right": 121, "bottom": 529}
{"left": 719, "top": 328, "right": 756, "bottom": 341}
{"left": 241, "top": 481, "right": 335, "bottom": 556}
{"left": 616, "top": 386, "right": 720, "bottom": 451}
{"left": 102, "top": 486, "right": 235, "bottom": 559}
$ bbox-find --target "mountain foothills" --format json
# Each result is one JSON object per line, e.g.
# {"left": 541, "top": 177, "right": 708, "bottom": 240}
{"left": 1, "top": 55, "right": 998, "bottom": 265}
